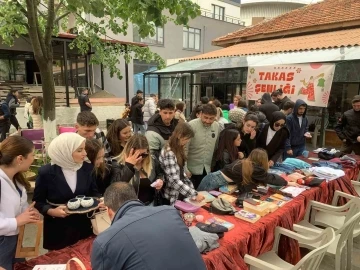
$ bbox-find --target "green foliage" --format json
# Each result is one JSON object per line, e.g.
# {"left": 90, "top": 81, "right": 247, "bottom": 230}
{"left": 0, "top": 0, "right": 200, "bottom": 79}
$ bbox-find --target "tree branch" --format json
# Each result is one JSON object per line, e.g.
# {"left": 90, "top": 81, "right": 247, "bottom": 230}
{"left": 44, "top": 0, "right": 56, "bottom": 54}
{"left": 37, "top": 8, "right": 46, "bottom": 19}
{"left": 25, "top": 0, "right": 44, "bottom": 60}
{"left": 54, "top": 11, "right": 70, "bottom": 24}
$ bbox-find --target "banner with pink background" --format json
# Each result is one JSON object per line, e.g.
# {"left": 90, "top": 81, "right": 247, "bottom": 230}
{"left": 246, "top": 63, "right": 335, "bottom": 107}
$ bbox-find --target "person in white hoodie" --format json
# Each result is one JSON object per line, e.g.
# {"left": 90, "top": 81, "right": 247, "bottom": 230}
{"left": 0, "top": 136, "right": 40, "bottom": 269}
{"left": 142, "top": 93, "right": 157, "bottom": 129}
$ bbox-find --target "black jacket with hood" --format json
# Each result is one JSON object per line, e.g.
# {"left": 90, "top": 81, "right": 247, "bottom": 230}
{"left": 6, "top": 92, "right": 19, "bottom": 115}
{"left": 259, "top": 93, "right": 279, "bottom": 122}
{"left": 278, "top": 96, "right": 292, "bottom": 110}
{"left": 285, "top": 99, "right": 308, "bottom": 150}
{"left": 335, "top": 107, "right": 360, "bottom": 144}
{"left": 257, "top": 111, "right": 290, "bottom": 163}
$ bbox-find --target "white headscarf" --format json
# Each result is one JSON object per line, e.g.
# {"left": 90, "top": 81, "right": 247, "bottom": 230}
{"left": 48, "top": 133, "right": 86, "bottom": 171}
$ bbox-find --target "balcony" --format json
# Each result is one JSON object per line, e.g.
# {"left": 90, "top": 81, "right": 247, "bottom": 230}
{"left": 200, "top": 9, "right": 245, "bottom": 25}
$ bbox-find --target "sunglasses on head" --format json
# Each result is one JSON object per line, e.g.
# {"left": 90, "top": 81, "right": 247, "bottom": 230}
{"left": 274, "top": 123, "right": 285, "bottom": 128}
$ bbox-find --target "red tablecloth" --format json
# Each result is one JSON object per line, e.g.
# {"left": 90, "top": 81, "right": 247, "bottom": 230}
{"left": 15, "top": 176, "right": 358, "bottom": 270}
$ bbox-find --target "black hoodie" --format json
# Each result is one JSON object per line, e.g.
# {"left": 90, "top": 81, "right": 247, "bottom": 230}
{"left": 259, "top": 93, "right": 279, "bottom": 122}
{"left": 285, "top": 99, "right": 308, "bottom": 150}
{"left": 257, "top": 111, "right": 290, "bottom": 163}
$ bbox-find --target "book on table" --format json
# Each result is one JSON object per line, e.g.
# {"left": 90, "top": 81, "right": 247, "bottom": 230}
{"left": 197, "top": 191, "right": 216, "bottom": 203}
{"left": 205, "top": 216, "right": 235, "bottom": 230}
{"left": 235, "top": 210, "right": 261, "bottom": 223}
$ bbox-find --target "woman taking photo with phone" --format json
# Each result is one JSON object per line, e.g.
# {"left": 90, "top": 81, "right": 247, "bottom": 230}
{"left": 159, "top": 122, "right": 204, "bottom": 205}
{"left": 110, "top": 134, "right": 164, "bottom": 205}
{"left": 197, "top": 148, "right": 297, "bottom": 192}
{"left": 33, "top": 133, "right": 100, "bottom": 250}
{"left": 0, "top": 136, "right": 40, "bottom": 269}
{"left": 256, "top": 111, "right": 289, "bottom": 166}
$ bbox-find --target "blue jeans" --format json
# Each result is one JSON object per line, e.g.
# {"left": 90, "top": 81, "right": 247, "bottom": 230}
{"left": 197, "top": 171, "right": 228, "bottom": 191}
{"left": 0, "top": 235, "right": 18, "bottom": 270}
{"left": 283, "top": 144, "right": 306, "bottom": 160}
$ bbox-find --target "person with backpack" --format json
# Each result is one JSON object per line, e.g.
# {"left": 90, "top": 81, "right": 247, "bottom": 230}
{"left": 5, "top": 89, "right": 21, "bottom": 133}
{"left": 0, "top": 100, "right": 11, "bottom": 142}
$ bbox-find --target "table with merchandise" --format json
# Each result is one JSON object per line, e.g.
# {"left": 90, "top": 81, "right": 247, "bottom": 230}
{"left": 15, "top": 154, "right": 360, "bottom": 270}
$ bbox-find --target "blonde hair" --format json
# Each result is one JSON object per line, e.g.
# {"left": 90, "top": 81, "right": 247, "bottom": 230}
{"left": 115, "top": 134, "right": 152, "bottom": 176}
{"left": 237, "top": 148, "right": 269, "bottom": 186}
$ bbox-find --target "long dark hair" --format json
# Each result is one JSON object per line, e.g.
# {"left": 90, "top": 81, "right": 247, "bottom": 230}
{"left": 237, "top": 112, "right": 259, "bottom": 132}
{"left": 0, "top": 136, "right": 34, "bottom": 191}
{"left": 85, "top": 139, "right": 106, "bottom": 179}
{"left": 215, "top": 129, "right": 239, "bottom": 163}
{"left": 31, "top": 96, "right": 43, "bottom": 114}
{"left": 106, "top": 119, "right": 131, "bottom": 157}
{"left": 166, "top": 122, "right": 194, "bottom": 167}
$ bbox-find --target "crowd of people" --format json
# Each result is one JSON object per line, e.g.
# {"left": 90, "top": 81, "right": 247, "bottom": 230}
{"left": 1, "top": 89, "right": 360, "bottom": 269}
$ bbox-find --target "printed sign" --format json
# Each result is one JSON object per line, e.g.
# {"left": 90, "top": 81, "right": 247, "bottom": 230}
{"left": 246, "top": 63, "right": 335, "bottom": 107}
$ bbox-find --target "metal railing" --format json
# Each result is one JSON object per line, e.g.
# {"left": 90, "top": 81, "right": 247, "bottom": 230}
{"left": 200, "top": 9, "right": 245, "bottom": 25}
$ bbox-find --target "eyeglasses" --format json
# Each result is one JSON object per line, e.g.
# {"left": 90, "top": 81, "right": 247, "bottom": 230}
{"left": 139, "top": 153, "right": 149, "bottom": 159}
{"left": 274, "top": 123, "right": 285, "bottom": 128}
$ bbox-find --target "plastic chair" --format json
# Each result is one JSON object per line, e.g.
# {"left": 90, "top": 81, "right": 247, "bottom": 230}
{"left": 351, "top": 180, "right": 360, "bottom": 195}
{"left": 294, "top": 208, "right": 360, "bottom": 270}
{"left": 244, "top": 227, "right": 336, "bottom": 270}
{"left": 21, "top": 129, "right": 46, "bottom": 164}
{"left": 58, "top": 126, "right": 76, "bottom": 134}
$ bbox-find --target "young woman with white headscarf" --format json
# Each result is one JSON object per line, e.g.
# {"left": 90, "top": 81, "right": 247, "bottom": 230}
{"left": 33, "top": 133, "right": 100, "bottom": 250}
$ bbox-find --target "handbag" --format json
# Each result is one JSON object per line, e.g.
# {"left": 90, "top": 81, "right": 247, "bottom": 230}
{"left": 210, "top": 198, "right": 236, "bottom": 215}
{"left": 88, "top": 210, "right": 111, "bottom": 235}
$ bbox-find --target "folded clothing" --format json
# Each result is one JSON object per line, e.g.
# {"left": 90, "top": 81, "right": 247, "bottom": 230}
{"left": 273, "top": 163, "right": 296, "bottom": 174}
{"left": 196, "top": 222, "right": 228, "bottom": 238}
{"left": 189, "top": 226, "right": 219, "bottom": 253}
{"left": 310, "top": 167, "right": 345, "bottom": 181}
{"left": 283, "top": 158, "right": 311, "bottom": 169}
{"left": 312, "top": 161, "right": 342, "bottom": 170}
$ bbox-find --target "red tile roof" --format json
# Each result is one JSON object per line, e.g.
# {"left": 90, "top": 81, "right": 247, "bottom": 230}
{"left": 213, "top": 0, "right": 360, "bottom": 46}
{"left": 185, "top": 28, "right": 360, "bottom": 61}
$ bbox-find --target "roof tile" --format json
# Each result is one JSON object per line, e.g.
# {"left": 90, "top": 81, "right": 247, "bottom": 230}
{"left": 213, "top": 0, "right": 360, "bottom": 46}
{"left": 186, "top": 28, "right": 360, "bottom": 61}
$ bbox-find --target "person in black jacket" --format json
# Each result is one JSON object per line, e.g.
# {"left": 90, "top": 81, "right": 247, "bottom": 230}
{"left": 5, "top": 90, "right": 21, "bottom": 132}
{"left": 277, "top": 89, "right": 292, "bottom": 110}
{"left": 91, "top": 182, "right": 206, "bottom": 270}
{"left": 335, "top": 95, "right": 360, "bottom": 154}
{"left": 33, "top": 133, "right": 100, "bottom": 250}
{"left": 214, "top": 128, "right": 241, "bottom": 170}
{"left": 285, "top": 99, "right": 311, "bottom": 159}
{"left": 85, "top": 139, "right": 111, "bottom": 195}
{"left": 198, "top": 148, "right": 298, "bottom": 192}
{"left": 110, "top": 134, "right": 164, "bottom": 205}
{"left": 131, "top": 89, "right": 143, "bottom": 106}
{"left": 259, "top": 92, "right": 280, "bottom": 121}
{"left": 0, "top": 100, "right": 11, "bottom": 142}
{"left": 78, "top": 88, "right": 92, "bottom": 112}
{"left": 257, "top": 111, "right": 289, "bottom": 166}
{"left": 130, "top": 97, "right": 145, "bottom": 134}
{"left": 236, "top": 112, "right": 259, "bottom": 158}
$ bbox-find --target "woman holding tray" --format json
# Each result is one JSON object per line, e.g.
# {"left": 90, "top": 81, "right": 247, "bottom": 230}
{"left": 33, "top": 133, "right": 100, "bottom": 250}
{"left": 197, "top": 148, "right": 297, "bottom": 192}
{"left": 0, "top": 136, "right": 40, "bottom": 269}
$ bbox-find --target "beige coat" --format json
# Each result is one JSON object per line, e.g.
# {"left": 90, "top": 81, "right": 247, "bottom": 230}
{"left": 29, "top": 105, "right": 43, "bottom": 129}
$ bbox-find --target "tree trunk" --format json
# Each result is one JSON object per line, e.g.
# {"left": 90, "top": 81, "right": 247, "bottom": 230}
{"left": 38, "top": 60, "right": 57, "bottom": 144}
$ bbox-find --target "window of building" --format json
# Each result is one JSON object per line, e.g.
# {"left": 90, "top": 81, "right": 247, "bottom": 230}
{"left": 212, "top": 4, "right": 225, "bottom": 21}
{"left": 183, "top": 27, "right": 201, "bottom": 51}
{"left": 133, "top": 25, "right": 164, "bottom": 45}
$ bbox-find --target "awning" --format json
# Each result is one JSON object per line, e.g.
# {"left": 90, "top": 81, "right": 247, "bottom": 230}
{"left": 148, "top": 46, "right": 360, "bottom": 74}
